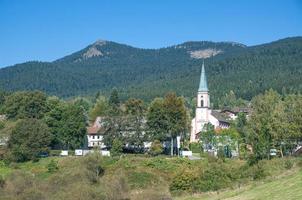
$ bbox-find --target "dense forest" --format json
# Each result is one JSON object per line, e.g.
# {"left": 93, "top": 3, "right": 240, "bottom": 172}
{"left": 0, "top": 37, "right": 301, "bottom": 107}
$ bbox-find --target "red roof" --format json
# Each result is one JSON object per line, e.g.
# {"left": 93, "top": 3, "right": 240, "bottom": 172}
{"left": 87, "top": 126, "right": 100, "bottom": 135}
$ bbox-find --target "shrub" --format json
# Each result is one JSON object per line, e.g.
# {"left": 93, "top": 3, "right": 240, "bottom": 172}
{"left": 47, "top": 159, "right": 59, "bottom": 173}
{"left": 149, "top": 140, "right": 163, "bottom": 156}
{"left": 284, "top": 159, "right": 294, "bottom": 170}
{"left": 189, "top": 142, "right": 201, "bottom": 153}
{"left": 111, "top": 138, "right": 123, "bottom": 157}
{"left": 49, "top": 150, "right": 61, "bottom": 157}
{"left": 170, "top": 171, "right": 196, "bottom": 192}
{"left": 195, "top": 163, "right": 232, "bottom": 192}
{"left": 247, "top": 162, "right": 268, "bottom": 180}
{"left": 84, "top": 152, "right": 104, "bottom": 183}
{"left": 217, "top": 147, "right": 225, "bottom": 161}
{"left": 0, "top": 121, "right": 4, "bottom": 129}
{"left": 102, "top": 170, "right": 130, "bottom": 200}
{"left": 297, "top": 159, "right": 302, "bottom": 168}
{"left": 0, "top": 176, "right": 5, "bottom": 188}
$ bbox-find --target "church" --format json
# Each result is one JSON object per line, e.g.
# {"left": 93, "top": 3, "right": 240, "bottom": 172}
{"left": 190, "top": 62, "right": 230, "bottom": 143}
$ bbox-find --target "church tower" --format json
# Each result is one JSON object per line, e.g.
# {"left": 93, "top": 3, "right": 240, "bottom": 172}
{"left": 191, "top": 61, "right": 210, "bottom": 141}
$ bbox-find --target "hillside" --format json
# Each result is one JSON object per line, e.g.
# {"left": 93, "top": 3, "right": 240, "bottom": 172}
{"left": 179, "top": 169, "right": 302, "bottom": 200}
{"left": 1, "top": 155, "right": 301, "bottom": 200}
{"left": 0, "top": 37, "right": 301, "bottom": 104}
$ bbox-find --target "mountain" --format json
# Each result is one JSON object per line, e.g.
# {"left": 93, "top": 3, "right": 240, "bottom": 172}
{"left": 0, "top": 37, "right": 301, "bottom": 105}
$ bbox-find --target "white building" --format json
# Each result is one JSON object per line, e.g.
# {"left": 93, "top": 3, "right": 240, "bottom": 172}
{"left": 87, "top": 117, "right": 106, "bottom": 149}
{"left": 190, "top": 62, "right": 230, "bottom": 143}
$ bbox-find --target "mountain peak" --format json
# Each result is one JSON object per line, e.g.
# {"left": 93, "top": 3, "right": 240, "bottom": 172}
{"left": 93, "top": 39, "right": 107, "bottom": 46}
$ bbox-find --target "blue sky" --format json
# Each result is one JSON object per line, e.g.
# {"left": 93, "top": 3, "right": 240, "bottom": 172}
{"left": 0, "top": 0, "right": 301, "bottom": 67}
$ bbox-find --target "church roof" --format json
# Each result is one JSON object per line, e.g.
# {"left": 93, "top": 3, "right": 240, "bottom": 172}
{"left": 198, "top": 61, "right": 208, "bottom": 92}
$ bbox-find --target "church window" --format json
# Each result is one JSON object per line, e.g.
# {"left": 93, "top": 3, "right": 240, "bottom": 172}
{"left": 201, "top": 100, "right": 204, "bottom": 107}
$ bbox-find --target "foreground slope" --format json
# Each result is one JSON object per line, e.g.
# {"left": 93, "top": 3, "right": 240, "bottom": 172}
{"left": 0, "top": 37, "right": 301, "bottom": 102}
{"left": 179, "top": 169, "right": 302, "bottom": 200}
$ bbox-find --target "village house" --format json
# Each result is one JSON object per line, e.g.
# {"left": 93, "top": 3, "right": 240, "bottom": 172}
{"left": 220, "top": 107, "right": 250, "bottom": 120}
{"left": 87, "top": 117, "right": 106, "bottom": 149}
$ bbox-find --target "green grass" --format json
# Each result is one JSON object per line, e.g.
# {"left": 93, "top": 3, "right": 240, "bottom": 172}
{"left": 177, "top": 169, "right": 302, "bottom": 200}
{"left": 0, "top": 157, "right": 62, "bottom": 179}
{"left": 1, "top": 155, "right": 301, "bottom": 200}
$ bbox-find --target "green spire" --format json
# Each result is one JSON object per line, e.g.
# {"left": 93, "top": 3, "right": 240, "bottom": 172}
{"left": 198, "top": 61, "right": 208, "bottom": 92}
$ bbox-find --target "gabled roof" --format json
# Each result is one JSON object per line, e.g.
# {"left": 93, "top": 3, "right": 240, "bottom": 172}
{"left": 221, "top": 107, "right": 250, "bottom": 114}
{"left": 87, "top": 126, "right": 100, "bottom": 135}
{"left": 211, "top": 110, "right": 230, "bottom": 123}
{"left": 87, "top": 116, "right": 103, "bottom": 135}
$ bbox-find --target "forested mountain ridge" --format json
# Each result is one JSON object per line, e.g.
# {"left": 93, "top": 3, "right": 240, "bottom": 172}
{"left": 0, "top": 37, "right": 301, "bottom": 104}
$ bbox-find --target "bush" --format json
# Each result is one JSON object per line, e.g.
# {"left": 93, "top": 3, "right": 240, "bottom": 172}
{"left": 111, "top": 138, "right": 123, "bottom": 157}
{"left": 297, "top": 159, "right": 302, "bottom": 168}
{"left": 189, "top": 142, "right": 201, "bottom": 153}
{"left": 217, "top": 147, "right": 225, "bottom": 161}
{"left": 47, "top": 159, "right": 59, "bottom": 173}
{"left": 0, "top": 176, "right": 5, "bottom": 188}
{"left": 284, "top": 159, "right": 294, "bottom": 169}
{"left": 170, "top": 171, "right": 196, "bottom": 192}
{"left": 149, "top": 140, "right": 163, "bottom": 156}
{"left": 0, "top": 121, "right": 5, "bottom": 129}
{"left": 84, "top": 152, "right": 104, "bottom": 183}
{"left": 195, "top": 163, "right": 232, "bottom": 192}
{"left": 246, "top": 162, "right": 268, "bottom": 180}
{"left": 49, "top": 150, "right": 61, "bottom": 157}
{"left": 102, "top": 170, "right": 130, "bottom": 200}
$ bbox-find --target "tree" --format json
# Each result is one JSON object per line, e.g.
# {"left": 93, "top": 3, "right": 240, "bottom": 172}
{"left": 270, "top": 94, "right": 302, "bottom": 156}
{"left": 146, "top": 93, "right": 188, "bottom": 156}
{"left": 200, "top": 123, "right": 216, "bottom": 151}
{"left": 4, "top": 91, "right": 47, "bottom": 119}
{"left": 7, "top": 119, "right": 51, "bottom": 162}
{"left": 146, "top": 98, "right": 168, "bottom": 141}
{"left": 44, "top": 101, "right": 87, "bottom": 149}
{"left": 60, "top": 103, "right": 87, "bottom": 149}
{"left": 73, "top": 97, "right": 92, "bottom": 113}
{"left": 248, "top": 89, "right": 281, "bottom": 161}
{"left": 109, "top": 88, "right": 120, "bottom": 107}
{"left": 236, "top": 112, "right": 247, "bottom": 141}
{"left": 89, "top": 96, "right": 110, "bottom": 121}
{"left": 111, "top": 138, "right": 123, "bottom": 156}
{"left": 124, "top": 98, "right": 146, "bottom": 150}
{"left": 0, "top": 90, "right": 9, "bottom": 113}
{"left": 164, "top": 93, "right": 188, "bottom": 156}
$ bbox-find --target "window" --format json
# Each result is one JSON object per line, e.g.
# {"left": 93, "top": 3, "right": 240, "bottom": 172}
{"left": 201, "top": 100, "right": 204, "bottom": 107}
{"left": 93, "top": 135, "right": 95, "bottom": 139}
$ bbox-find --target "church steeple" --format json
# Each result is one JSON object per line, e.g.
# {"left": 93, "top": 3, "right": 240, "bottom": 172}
{"left": 198, "top": 60, "right": 208, "bottom": 92}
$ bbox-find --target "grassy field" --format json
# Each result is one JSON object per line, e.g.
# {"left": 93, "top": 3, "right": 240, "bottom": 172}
{"left": 177, "top": 168, "right": 302, "bottom": 200}
{"left": 0, "top": 155, "right": 301, "bottom": 200}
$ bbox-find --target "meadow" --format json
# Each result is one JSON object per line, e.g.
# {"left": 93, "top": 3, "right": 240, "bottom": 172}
{"left": 0, "top": 154, "right": 301, "bottom": 200}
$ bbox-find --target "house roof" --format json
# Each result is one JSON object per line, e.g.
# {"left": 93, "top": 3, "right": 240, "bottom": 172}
{"left": 87, "top": 126, "right": 100, "bottom": 135}
{"left": 87, "top": 116, "right": 103, "bottom": 135}
{"left": 221, "top": 107, "right": 250, "bottom": 114}
{"left": 211, "top": 110, "right": 230, "bottom": 123}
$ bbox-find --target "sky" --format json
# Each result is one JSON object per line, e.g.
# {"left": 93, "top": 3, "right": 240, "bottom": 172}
{"left": 0, "top": 0, "right": 301, "bottom": 67}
